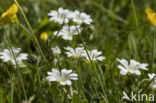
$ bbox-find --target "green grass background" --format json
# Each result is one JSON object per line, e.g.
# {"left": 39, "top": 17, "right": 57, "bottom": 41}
{"left": 0, "top": 0, "right": 156, "bottom": 103}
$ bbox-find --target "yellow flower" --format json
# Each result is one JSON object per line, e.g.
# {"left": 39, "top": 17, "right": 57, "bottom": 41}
{"left": 146, "top": 8, "right": 156, "bottom": 26}
{"left": 0, "top": 4, "right": 18, "bottom": 26}
{"left": 40, "top": 32, "right": 48, "bottom": 41}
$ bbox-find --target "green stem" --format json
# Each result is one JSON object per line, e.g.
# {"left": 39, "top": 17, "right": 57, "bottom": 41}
{"left": 93, "top": 64, "right": 109, "bottom": 103}
{"left": 37, "top": 60, "right": 41, "bottom": 88}
{"left": 47, "top": 18, "right": 65, "bottom": 49}
{"left": 153, "top": 32, "right": 156, "bottom": 68}
{"left": 76, "top": 26, "right": 109, "bottom": 103}
{"left": 0, "top": 18, "right": 27, "bottom": 100}
{"left": 89, "top": 65, "right": 101, "bottom": 100}
{"left": 47, "top": 30, "right": 60, "bottom": 49}
{"left": 140, "top": 75, "right": 156, "bottom": 94}
{"left": 3, "top": 63, "right": 11, "bottom": 78}
{"left": 136, "top": 79, "right": 149, "bottom": 92}
{"left": 14, "top": 0, "right": 48, "bottom": 66}
{"left": 18, "top": 23, "right": 31, "bottom": 36}
{"left": 131, "top": 0, "right": 142, "bottom": 38}
{"left": 75, "top": 27, "right": 100, "bottom": 100}
{"left": 11, "top": 76, "right": 14, "bottom": 103}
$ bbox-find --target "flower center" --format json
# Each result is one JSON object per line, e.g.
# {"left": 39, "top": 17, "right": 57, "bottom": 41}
{"left": 74, "top": 55, "right": 80, "bottom": 59}
{"left": 67, "top": 33, "right": 72, "bottom": 36}
{"left": 77, "top": 16, "right": 82, "bottom": 20}
{"left": 128, "top": 66, "right": 135, "bottom": 71}
{"left": 60, "top": 78, "right": 65, "bottom": 82}
{"left": 130, "top": 67, "right": 134, "bottom": 70}
{"left": 10, "top": 56, "right": 15, "bottom": 61}
{"left": 59, "top": 14, "right": 65, "bottom": 19}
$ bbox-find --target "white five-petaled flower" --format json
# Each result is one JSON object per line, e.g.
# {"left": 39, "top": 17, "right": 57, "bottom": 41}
{"left": 117, "top": 59, "right": 148, "bottom": 75}
{"left": 0, "top": 48, "right": 28, "bottom": 68}
{"left": 54, "top": 25, "right": 82, "bottom": 40}
{"left": 51, "top": 46, "right": 61, "bottom": 56}
{"left": 46, "top": 68, "right": 78, "bottom": 86}
{"left": 82, "top": 49, "right": 105, "bottom": 62}
{"left": 148, "top": 73, "right": 156, "bottom": 89}
{"left": 48, "top": 7, "right": 70, "bottom": 24}
{"left": 69, "top": 10, "right": 93, "bottom": 25}
{"left": 64, "top": 46, "right": 84, "bottom": 59}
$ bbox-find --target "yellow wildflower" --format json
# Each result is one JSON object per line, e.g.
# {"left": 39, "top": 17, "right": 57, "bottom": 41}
{"left": 146, "top": 8, "right": 156, "bottom": 26}
{"left": 0, "top": 4, "right": 18, "bottom": 26}
{"left": 40, "top": 32, "right": 48, "bottom": 41}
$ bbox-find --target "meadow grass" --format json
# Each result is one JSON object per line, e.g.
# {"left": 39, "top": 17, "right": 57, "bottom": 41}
{"left": 0, "top": 0, "right": 156, "bottom": 103}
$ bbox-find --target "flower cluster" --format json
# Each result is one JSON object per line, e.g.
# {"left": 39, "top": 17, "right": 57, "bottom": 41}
{"left": 48, "top": 7, "right": 93, "bottom": 41}
{"left": 48, "top": 7, "right": 93, "bottom": 25}
{"left": 64, "top": 46, "right": 105, "bottom": 62}
{"left": 49, "top": 44, "right": 105, "bottom": 86}
{"left": 51, "top": 45, "right": 105, "bottom": 61}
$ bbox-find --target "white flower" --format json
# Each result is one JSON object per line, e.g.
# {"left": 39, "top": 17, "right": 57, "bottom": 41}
{"left": 51, "top": 46, "right": 61, "bottom": 56}
{"left": 69, "top": 10, "right": 93, "bottom": 25}
{"left": 48, "top": 7, "right": 70, "bottom": 24}
{"left": 54, "top": 25, "right": 82, "bottom": 40}
{"left": 82, "top": 49, "right": 105, "bottom": 62}
{"left": 117, "top": 59, "right": 148, "bottom": 75}
{"left": 0, "top": 48, "right": 28, "bottom": 67}
{"left": 64, "top": 46, "right": 84, "bottom": 59}
{"left": 148, "top": 73, "right": 156, "bottom": 89}
{"left": 46, "top": 68, "right": 78, "bottom": 86}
